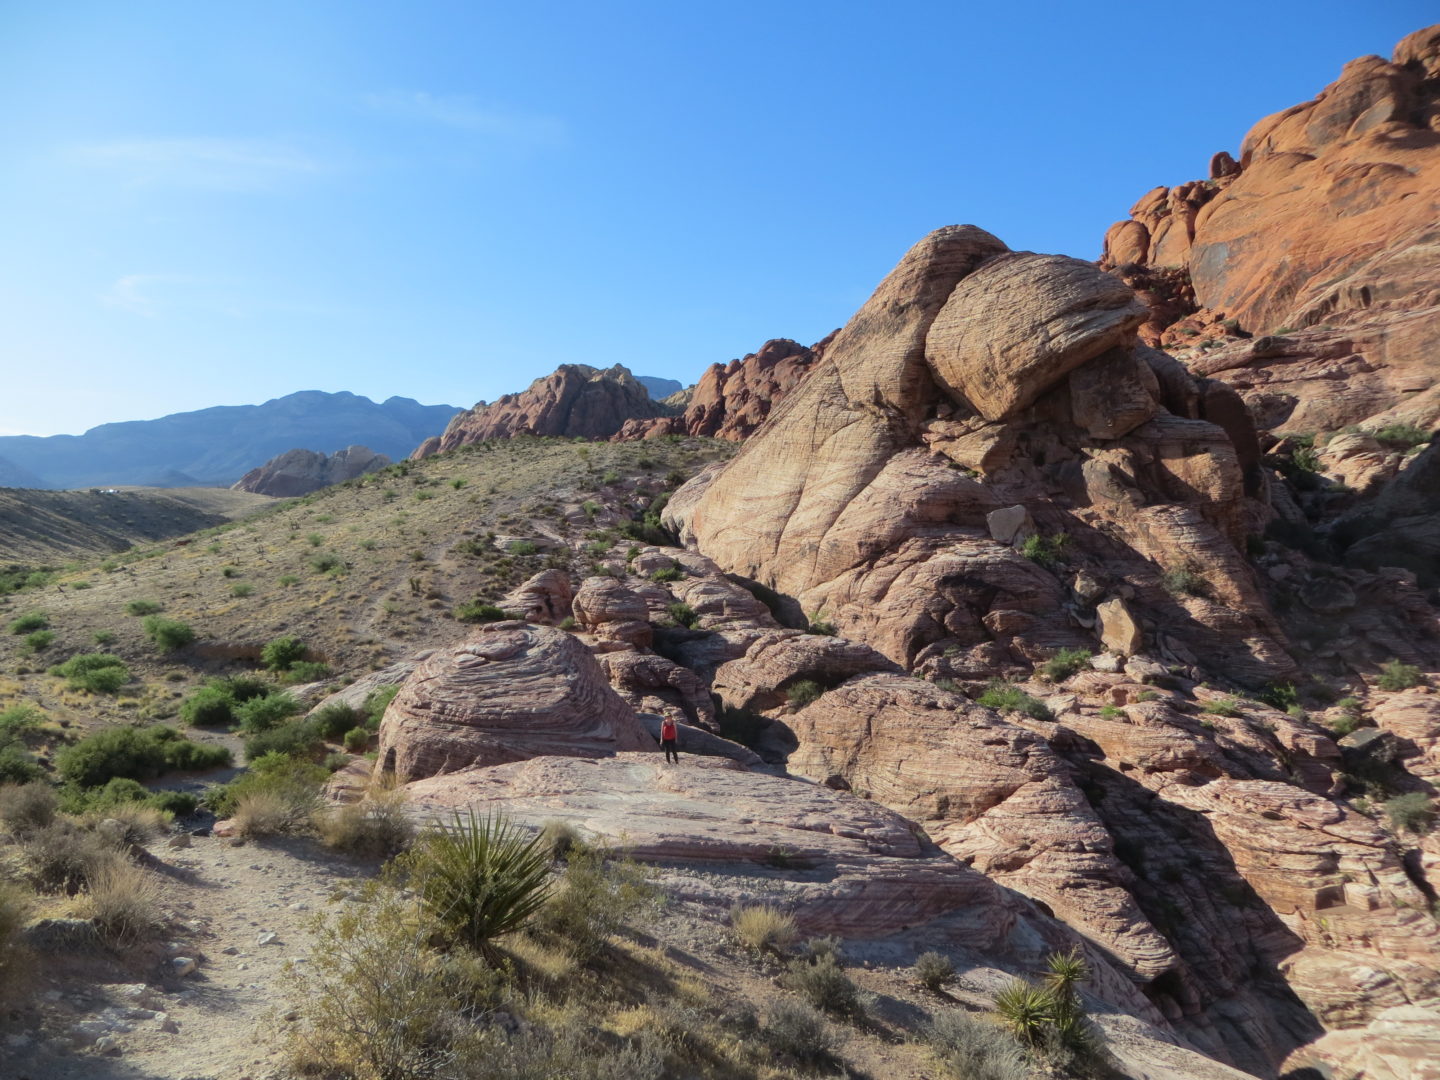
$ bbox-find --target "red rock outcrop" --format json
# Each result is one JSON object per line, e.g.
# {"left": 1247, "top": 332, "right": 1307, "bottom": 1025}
{"left": 1102, "top": 25, "right": 1440, "bottom": 437}
{"left": 413, "top": 364, "right": 674, "bottom": 457}
{"left": 231, "top": 445, "right": 390, "bottom": 496}
{"left": 373, "top": 622, "right": 653, "bottom": 781}
{"left": 614, "top": 337, "right": 824, "bottom": 442}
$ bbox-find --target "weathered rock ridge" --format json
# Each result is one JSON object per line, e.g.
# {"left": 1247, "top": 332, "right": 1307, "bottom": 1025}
{"left": 615, "top": 337, "right": 825, "bottom": 442}
{"left": 413, "top": 364, "right": 674, "bottom": 457}
{"left": 231, "top": 444, "right": 390, "bottom": 496}
{"left": 1102, "top": 25, "right": 1440, "bottom": 440}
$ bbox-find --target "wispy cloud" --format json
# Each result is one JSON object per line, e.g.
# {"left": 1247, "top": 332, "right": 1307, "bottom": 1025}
{"left": 362, "top": 91, "right": 566, "bottom": 148}
{"left": 67, "top": 137, "right": 322, "bottom": 190}
{"left": 100, "top": 273, "right": 189, "bottom": 317}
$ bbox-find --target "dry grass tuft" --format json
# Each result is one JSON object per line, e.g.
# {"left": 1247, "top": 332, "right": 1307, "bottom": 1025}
{"left": 232, "top": 789, "right": 305, "bottom": 837}
{"left": 83, "top": 859, "right": 165, "bottom": 946}
{"left": 314, "top": 782, "right": 414, "bottom": 857}
{"left": 730, "top": 903, "right": 797, "bottom": 954}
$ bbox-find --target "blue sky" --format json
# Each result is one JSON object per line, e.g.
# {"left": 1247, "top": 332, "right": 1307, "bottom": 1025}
{"left": 0, "top": 1, "right": 1431, "bottom": 437}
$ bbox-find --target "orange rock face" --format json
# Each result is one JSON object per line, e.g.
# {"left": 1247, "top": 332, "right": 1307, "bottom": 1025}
{"left": 1102, "top": 25, "right": 1440, "bottom": 437}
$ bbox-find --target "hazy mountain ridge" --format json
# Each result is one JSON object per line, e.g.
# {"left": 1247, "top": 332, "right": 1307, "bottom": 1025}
{"left": 0, "top": 391, "right": 459, "bottom": 490}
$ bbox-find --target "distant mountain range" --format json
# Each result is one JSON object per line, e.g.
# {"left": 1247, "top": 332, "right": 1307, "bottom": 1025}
{"left": 0, "top": 391, "right": 460, "bottom": 490}
{"left": 635, "top": 375, "right": 683, "bottom": 401}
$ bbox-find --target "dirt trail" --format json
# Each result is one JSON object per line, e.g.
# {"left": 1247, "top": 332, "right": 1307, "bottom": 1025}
{"left": 5, "top": 834, "right": 374, "bottom": 1080}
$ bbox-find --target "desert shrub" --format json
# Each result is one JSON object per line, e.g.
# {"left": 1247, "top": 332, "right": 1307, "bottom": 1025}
{"left": 454, "top": 601, "right": 508, "bottom": 623}
{"left": 1204, "top": 698, "right": 1243, "bottom": 718}
{"left": 84, "top": 860, "right": 165, "bottom": 946}
{"left": 1099, "top": 704, "right": 1124, "bottom": 719}
{"left": 915, "top": 949, "right": 956, "bottom": 992}
{"left": 180, "top": 684, "right": 238, "bottom": 727}
{"left": 0, "top": 781, "right": 57, "bottom": 832}
{"left": 230, "top": 583, "right": 254, "bottom": 598}
{"left": 0, "top": 743, "right": 43, "bottom": 785}
{"left": 282, "top": 890, "right": 509, "bottom": 1080}
{"left": 538, "top": 818, "right": 584, "bottom": 859}
{"left": 244, "top": 720, "right": 325, "bottom": 762}
{"left": 218, "top": 674, "right": 272, "bottom": 702}
{"left": 1020, "top": 533, "right": 1066, "bottom": 569}
{"left": 310, "top": 552, "right": 346, "bottom": 574}
{"left": 363, "top": 685, "right": 401, "bottom": 729}
{"left": 993, "top": 980, "right": 1054, "bottom": 1046}
{"left": 203, "top": 754, "right": 325, "bottom": 820}
{"left": 21, "top": 819, "right": 120, "bottom": 892}
{"left": 508, "top": 540, "right": 538, "bottom": 556}
{"left": 141, "top": 615, "right": 195, "bottom": 651}
{"left": 1377, "top": 660, "right": 1424, "bottom": 691}
{"left": 761, "top": 999, "right": 835, "bottom": 1067}
{"left": 91, "top": 629, "right": 116, "bottom": 645}
{"left": 310, "top": 701, "right": 363, "bottom": 739}
{"left": 1040, "top": 647, "right": 1091, "bottom": 682}
{"left": 55, "top": 725, "right": 230, "bottom": 788}
{"left": 1261, "top": 683, "right": 1299, "bottom": 710}
{"left": 261, "top": 634, "right": 307, "bottom": 672}
{"left": 8, "top": 611, "right": 48, "bottom": 634}
{"left": 49, "top": 652, "right": 130, "bottom": 693}
{"left": 665, "top": 601, "right": 699, "bottom": 629}
{"left": 0, "top": 703, "right": 42, "bottom": 738}
{"left": 925, "top": 1010, "right": 1028, "bottom": 1080}
{"left": 1385, "top": 792, "right": 1436, "bottom": 834}
{"left": 977, "top": 682, "right": 1053, "bottom": 722}
{"left": 531, "top": 846, "right": 656, "bottom": 963}
{"left": 786, "top": 679, "right": 823, "bottom": 708}
{"left": 342, "top": 727, "right": 370, "bottom": 752}
{"left": 283, "top": 660, "right": 332, "bottom": 684}
{"left": 23, "top": 630, "right": 55, "bottom": 653}
{"left": 0, "top": 882, "right": 32, "bottom": 1000}
{"left": 278, "top": 574, "right": 299, "bottom": 587}
{"left": 1330, "top": 697, "right": 1367, "bottom": 738}
{"left": 234, "top": 691, "right": 302, "bottom": 733}
{"left": 306, "top": 532, "right": 324, "bottom": 547}
{"left": 314, "top": 783, "right": 414, "bottom": 858}
{"left": 649, "top": 566, "right": 684, "bottom": 583}
{"left": 1162, "top": 567, "right": 1206, "bottom": 597}
{"left": 995, "top": 948, "right": 1105, "bottom": 1070}
{"left": 807, "top": 615, "right": 838, "bottom": 636}
{"left": 232, "top": 789, "right": 303, "bottom": 838}
{"left": 124, "top": 600, "right": 162, "bottom": 616}
{"left": 781, "top": 952, "right": 861, "bottom": 1017}
{"left": 1369, "top": 422, "right": 1430, "bottom": 449}
{"left": 400, "top": 809, "right": 553, "bottom": 959}
{"left": 730, "top": 903, "right": 797, "bottom": 954}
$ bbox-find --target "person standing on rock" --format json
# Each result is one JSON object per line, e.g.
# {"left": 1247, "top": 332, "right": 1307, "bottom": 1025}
{"left": 660, "top": 715, "right": 680, "bottom": 764}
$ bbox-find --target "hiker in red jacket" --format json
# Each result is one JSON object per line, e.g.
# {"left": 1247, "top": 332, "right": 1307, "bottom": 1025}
{"left": 659, "top": 716, "right": 680, "bottom": 764}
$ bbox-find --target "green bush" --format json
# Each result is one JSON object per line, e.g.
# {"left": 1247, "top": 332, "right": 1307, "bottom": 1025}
{"left": 234, "top": 692, "right": 301, "bottom": 733}
{"left": 202, "top": 754, "right": 325, "bottom": 820}
{"left": 49, "top": 653, "right": 130, "bottom": 694}
{"left": 180, "top": 685, "right": 239, "bottom": 727}
{"left": 0, "top": 744, "right": 43, "bottom": 785}
{"left": 124, "top": 600, "right": 162, "bottom": 616}
{"left": 363, "top": 685, "right": 401, "bottom": 730}
{"left": 1385, "top": 792, "right": 1436, "bottom": 834}
{"left": 1021, "top": 534, "right": 1066, "bottom": 569}
{"left": 1204, "top": 698, "right": 1243, "bottom": 718}
{"left": 91, "top": 629, "right": 116, "bottom": 646}
{"left": 0, "top": 781, "right": 57, "bottom": 831}
{"left": 1040, "top": 647, "right": 1091, "bottom": 682}
{"left": 665, "top": 602, "right": 699, "bottom": 629}
{"left": 1369, "top": 423, "right": 1430, "bottom": 450}
{"left": 1330, "top": 697, "right": 1367, "bottom": 738}
{"left": 649, "top": 566, "right": 684, "bottom": 583}
{"left": 141, "top": 616, "right": 195, "bottom": 652}
{"left": 342, "top": 727, "right": 370, "bottom": 753}
{"left": 310, "top": 552, "right": 346, "bottom": 574}
{"left": 915, "top": 950, "right": 956, "bottom": 992}
{"left": 244, "top": 720, "right": 325, "bottom": 763}
{"left": 261, "top": 635, "right": 307, "bottom": 672}
{"left": 508, "top": 540, "right": 538, "bottom": 556}
{"left": 400, "top": 810, "right": 553, "bottom": 960}
{"left": 22, "top": 630, "right": 55, "bottom": 653}
{"left": 310, "top": 701, "right": 364, "bottom": 739}
{"left": 8, "top": 612, "right": 48, "bottom": 634}
{"left": 454, "top": 602, "right": 508, "bottom": 623}
{"left": 786, "top": 679, "right": 823, "bottom": 708}
{"left": 806, "top": 615, "right": 838, "bottom": 636}
{"left": 1377, "top": 660, "right": 1424, "bottom": 692}
{"left": 531, "top": 846, "right": 656, "bottom": 963}
{"left": 925, "top": 1010, "right": 1027, "bottom": 1080}
{"left": 976, "top": 682, "right": 1053, "bottom": 722}
{"left": 780, "top": 953, "right": 860, "bottom": 1017}
{"left": 60, "top": 776, "right": 197, "bottom": 818}
{"left": 55, "top": 725, "right": 231, "bottom": 787}
{"left": 230, "top": 583, "right": 254, "bottom": 598}
{"left": 1162, "top": 567, "right": 1206, "bottom": 597}
{"left": 217, "top": 674, "right": 272, "bottom": 702}
{"left": 761, "top": 999, "right": 834, "bottom": 1067}
{"left": 283, "top": 660, "right": 332, "bottom": 684}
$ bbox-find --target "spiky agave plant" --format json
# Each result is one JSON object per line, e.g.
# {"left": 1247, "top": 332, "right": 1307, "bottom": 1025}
{"left": 406, "top": 809, "right": 553, "bottom": 960}
{"left": 992, "top": 980, "right": 1054, "bottom": 1046}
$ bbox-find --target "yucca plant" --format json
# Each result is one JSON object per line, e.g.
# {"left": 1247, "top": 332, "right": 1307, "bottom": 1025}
{"left": 993, "top": 980, "right": 1054, "bottom": 1046}
{"left": 404, "top": 809, "right": 553, "bottom": 960}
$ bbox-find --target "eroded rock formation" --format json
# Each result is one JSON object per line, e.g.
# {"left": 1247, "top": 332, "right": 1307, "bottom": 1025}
{"left": 231, "top": 445, "right": 390, "bottom": 496}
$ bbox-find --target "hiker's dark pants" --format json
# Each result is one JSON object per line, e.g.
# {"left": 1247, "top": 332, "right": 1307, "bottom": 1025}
{"left": 662, "top": 738, "right": 679, "bottom": 763}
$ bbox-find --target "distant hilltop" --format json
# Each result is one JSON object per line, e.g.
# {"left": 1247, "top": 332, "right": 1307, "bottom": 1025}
{"left": 0, "top": 391, "right": 459, "bottom": 490}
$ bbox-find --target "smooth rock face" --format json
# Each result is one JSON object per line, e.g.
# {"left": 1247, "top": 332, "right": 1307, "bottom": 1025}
{"left": 504, "top": 569, "right": 574, "bottom": 626}
{"left": 415, "top": 364, "right": 673, "bottom": 455}
{"left": 231, "top": 445, "right": 390, "bottom": 496}
{"left": 1284, "top": 1005, "right": 1440, "bottom": 1080}
{"left": 572, "top": 576, "right": 652, "bottom": 647}
{"left": 926, "top": 253, "right": 1148, "bottom": 421}
{"left": 373, "top": 623, "right": 652, "bottom": 781}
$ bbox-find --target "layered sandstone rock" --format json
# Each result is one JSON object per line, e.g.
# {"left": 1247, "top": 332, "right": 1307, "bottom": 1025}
{"left": 414, "top": 364, "right": 674, "bottom": 457}
{"left": 670, "top": 224, "right": 1292, "bottom": 683}
{"left": 231, "top": 445, "right": 390, "bottom": 496}
{"left": 373, "top": 623, "right": 653, "bottom": 781}
{"left": 1102, "top": 26, "right": 1440, "bottom": 437}
{"left": 615, "top": 338, "right": 823, "bottom": 441}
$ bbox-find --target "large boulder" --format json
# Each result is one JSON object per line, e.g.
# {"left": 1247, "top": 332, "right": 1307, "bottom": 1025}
{"left": 373, "top": 623, "right": 653, "bottom": 781}
{"left": 231, "top": 445, "right": 390, "bottom": 496}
